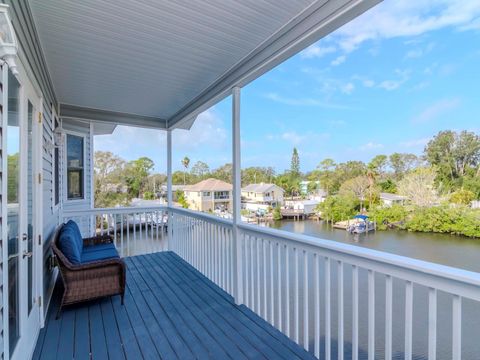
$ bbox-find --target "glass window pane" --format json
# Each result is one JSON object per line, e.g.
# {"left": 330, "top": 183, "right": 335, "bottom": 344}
{"left": 67, "top": 134, "right": 84, "bottom": 199}
{"left": 67, "top": 134, "right": 83, "bottom": 168}
{"left": 68, "top": 170, "right": 83, "bottom": 199}
{"left": 7, "top": 69, "right": 20, "bottom": 353}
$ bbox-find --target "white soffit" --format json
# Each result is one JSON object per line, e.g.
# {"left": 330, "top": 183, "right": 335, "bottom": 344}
{"left": 29, "top": 0, "right": 380, "bottom": 129}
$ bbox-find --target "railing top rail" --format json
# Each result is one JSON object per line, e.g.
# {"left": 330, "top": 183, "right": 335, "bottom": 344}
{"left": 169, "top": 206, "right": 234, "bottom": 227}
{"left": 62, "top": 205, "right": 168, "bottom": 217}
{"left": 238, "top": 222, "right": 480, "bottom": 290}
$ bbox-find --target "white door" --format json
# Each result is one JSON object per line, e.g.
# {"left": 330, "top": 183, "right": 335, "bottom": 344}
{"left": 6, "top": 67, "right": 42, "bottom": 360}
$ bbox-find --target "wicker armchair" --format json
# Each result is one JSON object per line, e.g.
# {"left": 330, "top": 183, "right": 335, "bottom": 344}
{"left": 51, "top": 224, "right": 126, "bottom": 318}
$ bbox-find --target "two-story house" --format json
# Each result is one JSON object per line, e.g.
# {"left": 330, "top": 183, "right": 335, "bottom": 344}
{"left": 184, "top": 178, "right": 232, "bottom": 212}
{"left": 241, "top": 183, "right": 285, "bottom": 211}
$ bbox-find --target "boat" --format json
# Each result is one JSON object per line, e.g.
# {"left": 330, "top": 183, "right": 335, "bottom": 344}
{"left": 346, "top": 215, "right": 376, "bottom": 234}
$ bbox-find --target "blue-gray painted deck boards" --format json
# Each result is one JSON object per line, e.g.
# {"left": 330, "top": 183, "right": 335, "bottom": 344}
{"left": 33, "top": 251, "right": 316, "bottom": 360}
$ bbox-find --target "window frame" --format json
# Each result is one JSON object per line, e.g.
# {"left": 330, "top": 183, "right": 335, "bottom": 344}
{"left": 64, "top": 130, "right": 87, "bottom": 202}
{"left": 51, "top": 106, "right": 60, "bottom": 211}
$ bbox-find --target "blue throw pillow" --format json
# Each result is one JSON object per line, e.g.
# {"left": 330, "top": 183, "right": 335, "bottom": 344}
{"left": 64, "top": 220, "right": 83, "bottom": 254}
{"left": 59, "top": 224, "right": 81, "bottom": 264}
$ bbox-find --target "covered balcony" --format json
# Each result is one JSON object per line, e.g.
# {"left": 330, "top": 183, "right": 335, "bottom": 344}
{"left": 0, "top": 1, "right": 479, "bottom": 360}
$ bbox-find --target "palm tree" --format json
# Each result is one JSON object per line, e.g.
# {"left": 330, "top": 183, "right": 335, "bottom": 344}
{"left": 181, "top": 156, "right": 190, "bottom": 185}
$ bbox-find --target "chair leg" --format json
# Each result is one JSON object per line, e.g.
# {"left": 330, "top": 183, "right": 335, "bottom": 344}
{"left": 121, "top": 293, "right": 125, "bottom": 305}
{"left": 55, "top": 304, "right": 63, "bottom": 320}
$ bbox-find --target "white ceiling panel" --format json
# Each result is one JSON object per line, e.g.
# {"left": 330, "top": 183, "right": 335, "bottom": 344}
{"left": 28, "top": 0, "right": 316, "bottom": 120}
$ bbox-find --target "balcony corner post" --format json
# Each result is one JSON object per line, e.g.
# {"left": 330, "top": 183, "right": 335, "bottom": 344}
{"left": 232, "top": 86, "right": 244, "bottom": 305}
{"left": 167, "top": 129, "right": 173, "bottom": 251}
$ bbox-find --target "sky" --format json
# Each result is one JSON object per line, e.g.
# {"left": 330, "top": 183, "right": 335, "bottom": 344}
{"left": 95, "top": 0, "right": 480, "bottom": 174}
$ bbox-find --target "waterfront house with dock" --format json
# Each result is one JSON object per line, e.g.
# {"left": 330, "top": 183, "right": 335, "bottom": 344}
{"left": 242, "top": 183, "right": 285, "bottom": 212}
{"left": 0, "top": 1, "right": 478, "bottom": 360}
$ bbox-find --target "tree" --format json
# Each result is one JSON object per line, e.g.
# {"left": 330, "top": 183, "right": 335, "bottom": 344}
{"left": 144, "top": 173, "right": 167, "bottom": 194}
{"left": 125, "top": 157, "right": 154, "bottom": 197}
{"left": 425, "top": 130, "right": 480, "bottom": 188}
{"left": 94, "top": 151, "right": 126, "bottom": 184}
{"left": 339, "top": 175, "right": 370, "bottom": 209}
{"left": 242, "top": 167, "right": 276, "bottom": 185}
{"left": 389, "top": 153, "right": 418, "bottom": 179}
{"left": 93, "top": 151, "right": 127, "bottom": 207}
{"left": 368, "top": 155, "right": 388, "bottom": 176}
{"left": 190, "top": 161, "right": 210, "bottom": 179}
{"left": 397, "top": 167, "right": 439, "bottom": 207}
{"left": 211, "top": 163, "right": 232, "bottom": 182}
{"left": 181, "top": 156, "right": 190, "bottom": 185}
{"left": 290, "top": 147, "right": 300, "bottom": 178}
{"left": 318, "top": 158, "right": 336, "bottom": 172}
{"left": 176, "top": 190, "right": 189, "bottom": 208}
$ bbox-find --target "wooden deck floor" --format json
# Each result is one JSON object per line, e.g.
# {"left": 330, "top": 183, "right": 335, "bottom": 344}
{"left": 33, "top": 251, "right": 315, "bottom": 360}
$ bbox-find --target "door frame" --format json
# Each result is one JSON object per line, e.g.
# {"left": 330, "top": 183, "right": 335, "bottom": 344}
{"left": 4, "top": 56, "right": 44, "bottom": 360}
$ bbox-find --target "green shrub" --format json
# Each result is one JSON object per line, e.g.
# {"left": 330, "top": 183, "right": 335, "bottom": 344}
{"left": 406, "top": 206, "right": 480, "bottom": 238}
{"left": 369, "top": 204, "right": 408, "bottom": 230}
{"left": 143, "top": 191, "right": 155, "bottom": 200}
{"left": 318, "top": 195, "right": 358, "bottom": 223}
{"left": 273, "top": 206, "right": 282, "bottom": 221}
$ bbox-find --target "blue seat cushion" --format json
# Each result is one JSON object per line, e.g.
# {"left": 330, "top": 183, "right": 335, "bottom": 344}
{"left": 82, "top": 243, "right": 117, "bottom": 254}
{"left": 81, "top": 247, "right": 119, "bottom": 263}
{"left": 58, "top": 224, "right": 82, "bottom": 264}
{"left": 64, "top": 220, "right": 83, "bottom": 254}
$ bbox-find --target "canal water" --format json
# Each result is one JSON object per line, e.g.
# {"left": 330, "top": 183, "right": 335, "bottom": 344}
{"left": 266, "top": 220, "right": 480, "bottom": 360}
{"left": 269, "top": 219, "right": 480, "bottom": 273}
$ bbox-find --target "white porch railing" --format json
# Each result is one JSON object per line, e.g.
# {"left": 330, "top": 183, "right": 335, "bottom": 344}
{"left": 62, "top": 206, "right": 480, "bottom": 360}
{"left": 62, "top": 206, "right": 169, "bottom": 257}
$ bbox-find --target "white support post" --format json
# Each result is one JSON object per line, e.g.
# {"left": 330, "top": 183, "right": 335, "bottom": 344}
{"left": 232, "top": 86, "right": 244, "bottom": 305}
{"left": 167, "top": 129, "right": 173, "bottom": 250}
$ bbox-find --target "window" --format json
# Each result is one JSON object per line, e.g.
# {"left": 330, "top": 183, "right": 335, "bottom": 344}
{"left": 53, "top": 117, "right": 60, "bottom": 206}
{"left": 66, "top": 134, "right": 84, "bottom": 200}
{"left": 202, "top": 191, "right": 211, "bottom": 197}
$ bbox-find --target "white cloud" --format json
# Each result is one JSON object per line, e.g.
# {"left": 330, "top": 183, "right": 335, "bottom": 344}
{"left": 378, "top": 69, "right": 411, "bottom": 91}
{"left": 363, "top": 79, "right": 375, "bottom": 88}
{"left": 331, "top": 55, "right": 346, "bottom": 66}
{"left": 400, "top": 137, "right": 430, "bottom": 148}
{"left": 412, "top": 98, "right": 460, "bottom": 123}
{"left": 264, "top": 92, "right": 351, "bottom": 109}
{"left": 173, "top": 109, "right": 227, "bottom": 151}
{"left": 341, "top": 82, "right": 355, "bottom": 95}
{"left": 267, "top": 131, "right": 330, "bottom": 146}
{"left": 404, "top": 42, "right": 436, "bottom": 59}
{"left": 94, "top": 109, "right": 228, "bottom": 171}
{"left": 325, "top": 1, "right": 480, "bottom": 53}
{"left": 301, "top": 44, "right": 336, "bottom": 59}
{"left": 360, "top": 142, "right": 384, "bottom": 151}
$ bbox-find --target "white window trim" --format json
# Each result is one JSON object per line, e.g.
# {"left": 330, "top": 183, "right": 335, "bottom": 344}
{"left": 63, "top": 129, "right": 87, "bottom": 203}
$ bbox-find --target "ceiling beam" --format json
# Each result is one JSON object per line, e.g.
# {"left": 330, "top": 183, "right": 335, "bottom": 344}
{"left": 60, "top": 103, "right": 167, "bottom": 129}
{"left": 167, "top": 0, "right": 381, "bottom": 129}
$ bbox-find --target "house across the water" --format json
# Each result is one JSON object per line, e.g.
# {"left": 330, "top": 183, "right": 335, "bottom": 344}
{"left": 241, "top": 183, "right": 285, "bottom": 211}
{"left": 380, "top": 192, "right": 408, "bottom": 207}
{"left": 184, "top": 178, "right": 232, "bottom": 212}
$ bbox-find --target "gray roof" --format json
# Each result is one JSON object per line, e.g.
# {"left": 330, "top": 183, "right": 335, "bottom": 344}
{"left": 242, "top": 183, "right": 284, "bottom": 194}
{"left": 380, "top": 193, "right": 408, "bottom": 201}
{"left": 29, "top": 0, "right": 378, "bottom": 129}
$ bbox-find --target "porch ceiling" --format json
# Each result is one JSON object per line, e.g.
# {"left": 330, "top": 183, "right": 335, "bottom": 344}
{"left": 28, "top": 0, "right": 379, "bottom": 129}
